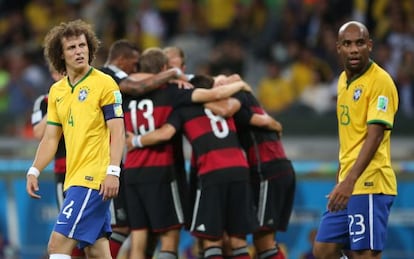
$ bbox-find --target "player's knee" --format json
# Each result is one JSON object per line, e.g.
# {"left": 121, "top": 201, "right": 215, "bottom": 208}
{"left": 312, "top": 242, "right": 339, "bottom": 259}
{"left": 229, "top": 236, "right": 247, "bottom": 250}
{"left": 47, "top": 234, "right": 67, "bottom": 255}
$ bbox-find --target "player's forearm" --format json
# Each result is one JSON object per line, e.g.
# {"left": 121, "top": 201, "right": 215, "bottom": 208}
{"left": 214, "top": 81, "right": 246, "bottom": 100}
{"left": 108, "top": 119, "right": 125, "bottom": 166}
{"left": 33, "top": 117, "right": 47, "bottom": 140}
{"left": 204, "top": 98, "right": 241, "bottom": 118}
{"left": 142, "top": 126, "right": 175, "bottom": 146}
{"left": 140, "top": 132, "right": 164, "bottom": 146}
{"left": 32, "top": 138, "right": 58, "bottom": 172}
{"left": 250, "top": 114, "right": 283, "bottom": 132}
{"left": 120, "top": 69, "right": 181, "bottom": 96}
{"left": 346, "top": 125, "right": 384, "bottom": 183}
{"left": 193, "top": 81, "right": 246, "bottom": 103}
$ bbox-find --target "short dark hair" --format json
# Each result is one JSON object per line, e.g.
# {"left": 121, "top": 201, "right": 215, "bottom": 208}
{"left": 107, "top": 39, "right": 139, "bottom": 62}
{"left": 138, "top": 47, "right": 168, "bottom": 73}
{"left": 189, "top": 75, "right": 214, "bottom": 89}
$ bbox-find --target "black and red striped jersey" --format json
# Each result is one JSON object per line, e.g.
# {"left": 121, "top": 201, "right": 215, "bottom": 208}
{"left": 31, "top": 94, "right": 66, "bottom": 174}
{"left": 232, "top": 91, "right": 291, "bottom": 179}
{"left": 168, "top": 103, "right": 249, "bottom": 185}
{"left": 122, "top": 84, "right": 193, "bottom": 182}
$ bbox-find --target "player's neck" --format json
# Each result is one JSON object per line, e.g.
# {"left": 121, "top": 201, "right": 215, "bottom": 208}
{"left": 67, "top": 65, "right": 91, "bottom": 85}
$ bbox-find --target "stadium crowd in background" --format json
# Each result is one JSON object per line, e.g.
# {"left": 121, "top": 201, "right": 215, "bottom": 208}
{"left": 0, "top": 0, "right": 413, "bottom": 137}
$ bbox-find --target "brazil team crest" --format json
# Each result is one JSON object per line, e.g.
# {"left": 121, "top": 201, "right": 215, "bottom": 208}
{"left": 78, "top": 86, "right": 90, "bottom": 102}
{"left": 353, "top": 88, "right": 362, "bottom": 101}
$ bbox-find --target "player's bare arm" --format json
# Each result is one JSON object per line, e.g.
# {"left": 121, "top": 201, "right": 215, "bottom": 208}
{"left": 192, "top": 80, "right": 251, "bottom": 103}
{"left": 33, "top": 116, "right": 47, "bottom": 140}
{"left": 327, "top": 123, "right": 385, "bottom": 212}
{"left": 250, "top": 114, "right": 283, "bottom": 136}
{"left": 204, "top": 98, "right": 241, "bottom": 117}
{"left": 126, "top": 124, "right": 176, "bottom": 151}
{"left": 26, "top": 124, "right": 62, "bottom": 199}
{"left": 120, "top": 68, "right": 192, "bottom": 96}
{"left": 100, "top": 118, "right": 125, "bottom": 200}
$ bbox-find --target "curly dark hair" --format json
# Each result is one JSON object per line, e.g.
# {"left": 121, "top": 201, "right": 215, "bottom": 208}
{"left": 43, "top": 19, "right": 100, "bottom": 74}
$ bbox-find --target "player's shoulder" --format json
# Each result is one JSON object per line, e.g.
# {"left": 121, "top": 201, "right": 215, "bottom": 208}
{"left": 99, "top": 65, "right": 128, "bottom": 82}
{"left": 370, "top": 62, "right": 393, "bottom": 81}
{"left": 91, "top": 67, "right": 119, "bottom": 86}
{"left": 92, "top": 67, "right": 114, "bottom": 79}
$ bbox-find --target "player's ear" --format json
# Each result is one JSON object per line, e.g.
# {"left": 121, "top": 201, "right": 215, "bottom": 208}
{"left": 367, "top": 39, "right": 373, "bottom": 52}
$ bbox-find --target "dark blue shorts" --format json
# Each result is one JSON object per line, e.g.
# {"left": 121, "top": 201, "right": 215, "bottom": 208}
{"left": 54, "top": 186, "right": 112, "bottom": 248}
{"left": 316, "top": 194, "right": 394, "bottom": 251}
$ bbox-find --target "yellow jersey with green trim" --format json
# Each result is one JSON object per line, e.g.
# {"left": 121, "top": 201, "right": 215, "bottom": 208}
{"left": 47, "top": 68, "right": 123, "bottom": 191}
{"left": 337, "top": 61, "right": 398, "bottom": 195}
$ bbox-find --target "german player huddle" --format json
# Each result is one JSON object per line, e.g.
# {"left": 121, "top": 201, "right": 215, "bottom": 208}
{"left": 121, "top": 48, "right": 294, "bottom": 259}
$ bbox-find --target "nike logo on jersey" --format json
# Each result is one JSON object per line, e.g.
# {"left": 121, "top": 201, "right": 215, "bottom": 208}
{"left": 56, "top": 221, "right": 68, "bottom": 225}
{"left": 352, "top": 236, "right": 365, "bottom": 243}
{"left": 56, "top": 97, "right": 63, "bottom": 103}
{"left": 196, "top": 224, "right": 206, "bottom": 232}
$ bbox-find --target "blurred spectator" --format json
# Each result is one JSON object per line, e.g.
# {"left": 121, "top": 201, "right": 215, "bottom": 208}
{"left": 0, "top": 53, "right": 10, "bottom": 115}
{"left": 78, "top": 0, "right": 104, "bottom": 27}
{"left": 256, "top": 59, "right": 294, "bottom": 115}
{"left": 0, "top": 10, "right": 33, "bottom": 51}
{"left": 4, "top": 47, "right": 46, "bottom": 136}
{"left": 374, "top": 41, "right": 394, "bottom": 74}
{"left": 396, "top": 50, "right": 414, "bottom": 117}
{"left": 155, "top": 0, "right": 182, "bottom": 40}
{"left": 383, "top": 1, "right": 414, "bottom": 79}
{"left": 299, "top": 68, "right": 336, "bottom": 115}
{"left": 100, "top": 0, "right": 128, "bottom": 48}
{"left": 251, "top": 0, "right": 286, "bottom": 59}
{"left": 312, "top": 26, "right": 341, "bottom": 75}
{"left": 209, "top": 39, "right": 245, "bottom": 76}
{"left": 197, "top": 0, "right": 238, "bottom": 44}
{"left": 135, "top": 0, "right": 165, "bottom": 49}
{"left": 288, "top": 45, "right": 333, "bottom": 100}
{"left": 23, "top": 0, "right": 54, "bottom": 45}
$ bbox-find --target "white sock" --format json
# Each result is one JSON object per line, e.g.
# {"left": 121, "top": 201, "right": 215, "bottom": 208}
{"left": 50, "top": 254, "right": 71, "bottom": 259}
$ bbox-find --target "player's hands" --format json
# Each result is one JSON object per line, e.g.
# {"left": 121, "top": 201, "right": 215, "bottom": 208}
{"left": 274, "top": 119, "right": 283, "bottom": 138}
{"left": 169, "top": 79, "right": 193, "bottom": 89}
{"left": 214, "top": 74, "right": 241, "bottom": 86}
{"left": 326, "top": 179, "right": 354, "bottom": 212}
{"left": 225, "top": 74, "right": 242, "bottom": 83}
{"left": 100, "top": 175, "right": 119, "bottom": 201}
{"left": 125, "top": 131, "right": 136, "bottom": 151}
{"left": 241, "top": 82, "right": 253, "bottom": 93}
{"left": 26, "top": 175, "right": 41, "bottom": 199}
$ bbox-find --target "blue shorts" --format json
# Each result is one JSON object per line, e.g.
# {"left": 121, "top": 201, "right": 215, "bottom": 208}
{"left": 54, "top": 186, "right": 112, "bottom": 248}
{"left": 315, "top": 194, "right": 394, "bottom": 251}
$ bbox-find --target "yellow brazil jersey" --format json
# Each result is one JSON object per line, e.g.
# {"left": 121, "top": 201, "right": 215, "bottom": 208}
{"left": 337, "top": 61, "right": 398, "bottom": 195}
{"left": 47, "top": 68, "right": 123, "bottom": 191}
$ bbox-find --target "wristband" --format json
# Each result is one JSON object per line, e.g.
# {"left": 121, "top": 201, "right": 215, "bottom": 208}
{"left": 27, "top": 166, "right": 40, "bottom": 178}
{"left": 132, "top": 135, "right": 143, "bottom": 148}
{"left": 106, "top": 165, "right": 121, "bottom": 177}
{"left": 173, "top": 67, "right": 183, "bottom": 78}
